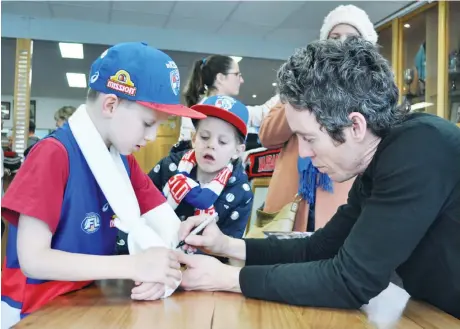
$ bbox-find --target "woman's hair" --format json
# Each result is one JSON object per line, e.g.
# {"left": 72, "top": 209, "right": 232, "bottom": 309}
{"left": 54, "top": 106, "right": 77, "bottom": 122}
{"left": 183, "top": 55, "right": 234, "bottom": 107}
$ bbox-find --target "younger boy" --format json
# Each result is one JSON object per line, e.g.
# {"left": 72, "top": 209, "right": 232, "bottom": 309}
{"left": 117, "top": 95, "right": 254, "bottom": 256}
{"left": 1, "top": 42, "right": 205, "bottom": 328}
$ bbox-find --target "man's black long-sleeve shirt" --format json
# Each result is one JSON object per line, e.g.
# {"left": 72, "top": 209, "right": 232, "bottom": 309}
{"left": 239, "top": 113, "right": 460, "bottom": 318}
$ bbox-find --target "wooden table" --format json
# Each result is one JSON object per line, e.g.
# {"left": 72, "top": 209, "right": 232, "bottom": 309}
{"left": 14, "top": 280, "right": 460, "bottom": 329}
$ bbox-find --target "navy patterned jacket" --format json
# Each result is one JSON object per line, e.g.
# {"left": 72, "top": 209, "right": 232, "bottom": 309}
{"left": 149, "top": 150, "right": 254, "bottom": 238}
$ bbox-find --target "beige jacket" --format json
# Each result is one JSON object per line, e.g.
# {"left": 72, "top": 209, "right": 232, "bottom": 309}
{"left": 259, "top": 102, "right": 354, "bottom": 230}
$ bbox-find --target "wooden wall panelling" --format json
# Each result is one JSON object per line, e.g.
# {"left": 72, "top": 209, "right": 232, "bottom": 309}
{"left": 133, "top": 116, "right": 180, "bottom": 173}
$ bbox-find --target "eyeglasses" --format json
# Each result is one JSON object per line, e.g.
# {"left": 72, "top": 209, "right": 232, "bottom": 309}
{"left": 227, "top": 71, "right": 242, "bottom": 78}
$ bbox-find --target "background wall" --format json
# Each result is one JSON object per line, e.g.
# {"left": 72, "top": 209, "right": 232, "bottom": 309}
{"left": 449, "top": 2, "right": 460, "bottom": 53}
{"left": 1, "top": 95, "right": 81, "bottom": 129}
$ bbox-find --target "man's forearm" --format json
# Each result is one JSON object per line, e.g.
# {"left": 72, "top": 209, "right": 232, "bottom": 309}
{"left": 222, "top": 265, "right": 242, "bottom": 293}
{"left": 220, "top": 237, "right": 246, "bottom": 261}
{"left": 22, "top": 249, "right": 135, "bottom": 281}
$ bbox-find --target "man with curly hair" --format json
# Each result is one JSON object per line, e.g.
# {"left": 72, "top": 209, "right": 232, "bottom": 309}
{"left": 176, "top": 37, "right": 460, "bottom": 320}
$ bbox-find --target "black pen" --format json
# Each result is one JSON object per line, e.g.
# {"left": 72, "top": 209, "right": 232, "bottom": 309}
{"left": 176, "top": 213, "right": 218, "bottom": 249}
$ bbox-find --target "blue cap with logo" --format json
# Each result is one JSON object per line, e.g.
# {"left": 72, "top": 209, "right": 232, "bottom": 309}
{"left": 191, "top": 95, "right": 249, "bottom": 137}
{"left": 89, "top": 42, "right": 205, "bottom": 119}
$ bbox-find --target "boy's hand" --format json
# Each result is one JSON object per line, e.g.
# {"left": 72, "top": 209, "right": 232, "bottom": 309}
{"left": 131, "top": 281, "right": 165, "bottom": 300}
{"left": 133, "top": 247, "right": 181, "bottom": 287}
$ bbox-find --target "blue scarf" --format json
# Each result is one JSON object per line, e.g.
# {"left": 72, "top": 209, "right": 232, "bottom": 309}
{"left": 297, "top": 157, "right": 333, "bottom": 204}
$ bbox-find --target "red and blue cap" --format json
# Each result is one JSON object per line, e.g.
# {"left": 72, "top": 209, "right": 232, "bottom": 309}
{"left": 88, "top": 42, "right": 205, "bottom": 119}
{"left": 191, "top": 95, "right": 249, "bottom": 137}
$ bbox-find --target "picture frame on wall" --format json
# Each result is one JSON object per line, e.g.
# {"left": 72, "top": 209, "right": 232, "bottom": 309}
{"left": 30, "top": 100, "right": 36, "bottom": 123}
{"left": 1, "top": 102, "right": 11, "bottom": 120}
{"left": 9, "top": 100, "right": 37, "bottom": 123}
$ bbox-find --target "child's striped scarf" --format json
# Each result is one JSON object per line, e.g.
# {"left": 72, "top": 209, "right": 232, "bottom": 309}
{"left": 163, "top": 150, "right": 233, "bottom": 216}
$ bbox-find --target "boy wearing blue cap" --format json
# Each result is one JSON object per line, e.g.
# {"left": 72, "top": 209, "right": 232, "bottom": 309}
{"left": 117, "top": 95, "right": 254, "bottom": 256}
{"left": 1, "top": 42, "right": 205, "bottom": 327}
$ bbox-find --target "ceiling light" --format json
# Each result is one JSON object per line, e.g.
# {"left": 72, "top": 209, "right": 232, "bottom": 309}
{"left": 404, "top": 23, "right": 411, "bottom": 28}
{"left": 272, "top": 83, "right": 277, "bottom": 86}
{"left": 59, "top": 42, "right": 84, "bottom": 59}
{"left": 252, "top": 94, "right": 257, "bottom": 98}
{"left": 230, "top": 56, "right": 242, "bottom": 63}
{"left": 66, "top": 73, "right": 87, "bottom": 88}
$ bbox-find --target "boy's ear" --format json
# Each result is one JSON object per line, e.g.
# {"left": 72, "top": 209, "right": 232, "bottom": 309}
{"left": 100, "top": 94, "right": 120, "bottom": 118}
{"left": 234, "top": 143, "right": 246, "bottom": 159}
{"left": 191, "top": 131, "right": 197, "bottom": 148}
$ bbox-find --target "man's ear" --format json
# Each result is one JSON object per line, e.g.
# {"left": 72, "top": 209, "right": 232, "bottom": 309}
{"left": 348, "top": 112, "right": 368, "bottom": 142}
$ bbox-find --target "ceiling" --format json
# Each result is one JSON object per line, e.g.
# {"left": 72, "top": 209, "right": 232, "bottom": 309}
{"left": 1, "top": 1, "right": 412, "bottom": 105}
{"left": 1, "top": 1, "right": 411, "bottom": 59}
{"left": 1, "top": 37, "right": 284, "bottom": 105}
{"left": 1, "top": 1, "right": 410, "bottom": 40}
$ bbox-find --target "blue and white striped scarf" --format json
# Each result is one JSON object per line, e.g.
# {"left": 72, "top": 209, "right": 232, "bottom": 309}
{"left": 163, "top": 150, "right": 233, "bottom": 216}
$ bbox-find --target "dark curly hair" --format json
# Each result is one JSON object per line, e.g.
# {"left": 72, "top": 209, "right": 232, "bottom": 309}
{"left": 277, "top": 37, "right": 408, "bottom": 143}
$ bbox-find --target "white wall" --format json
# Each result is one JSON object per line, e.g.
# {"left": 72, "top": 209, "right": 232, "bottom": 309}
{"left": 1, "top": 95, "right": 82, "bottom": 129}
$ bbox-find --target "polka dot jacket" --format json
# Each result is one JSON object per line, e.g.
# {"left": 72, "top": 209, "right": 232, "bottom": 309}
{"left": 152, "top": 150, "right": 253, "bottom": 237}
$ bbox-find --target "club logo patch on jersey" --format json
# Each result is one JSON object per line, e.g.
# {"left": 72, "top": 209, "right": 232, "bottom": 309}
{"left": 107, "top": 70, "right": 137, "bottom": 96}
{"left": 81, "top": 212, "right": 101, "bottom": 234}
{"left": 170, "top": 69, "right": 180, "bottom": 96}
{"left": 215, "top": 96, "right": 236, "bottom": 111}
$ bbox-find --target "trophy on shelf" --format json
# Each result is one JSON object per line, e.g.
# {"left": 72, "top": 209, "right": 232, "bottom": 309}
{"left": 403, "top": 68, "right": 414, "bottom": 97}
{"left": 449, "top": 50, "right": 459, "bottom": 73}
{"left": 448, "top": 50, "right": 459, "bottom": 91}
